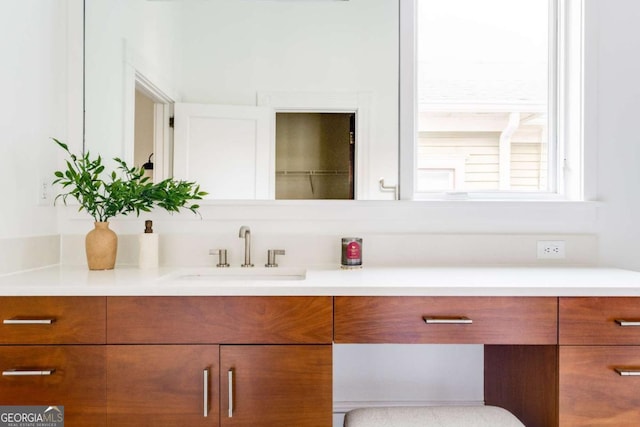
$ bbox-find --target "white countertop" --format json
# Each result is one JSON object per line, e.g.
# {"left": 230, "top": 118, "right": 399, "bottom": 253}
{"left": 1, "top": 265, "right": 640, "bottom": 296}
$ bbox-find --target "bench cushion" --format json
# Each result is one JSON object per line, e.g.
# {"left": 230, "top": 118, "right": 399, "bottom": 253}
{"left": 343, "top": 406, "right": 525, "bottom": 427}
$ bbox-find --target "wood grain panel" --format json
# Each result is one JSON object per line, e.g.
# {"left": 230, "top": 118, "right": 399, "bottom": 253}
{"left": 107, "top": 296, "right": 333, "bottom": 344}
{"left": 560, "top": 346, "right": 640, "bottom": 426}
{"left": 485, "top": 345, "right": 558, "bottom": 427}
{"left": 0, "top": 297, "right": 106, "bottom": 344}
{"left": 107, "top": 345, "right": 219, "bottom": 427}
{"left": 0, "top": 345, "right": 106, "bottom": 426}
{"left": 560, "top": 297, "right": 640, "bottom": 345}
{"left": 334, "top": 297, "right": 557, "bottom": 344}
{"left": 220, "top": 345, "right": 332, "bottom": 427}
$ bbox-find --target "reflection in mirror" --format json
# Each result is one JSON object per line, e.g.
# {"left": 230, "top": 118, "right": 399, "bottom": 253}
{"left": 134, "top": 90, "right": 154, "bottom": 180}
{"left": 276, "top": 113, "right": 355, "bottom": 200}
{"left": 84, "top": 0, "right": 399, "bottom": 200}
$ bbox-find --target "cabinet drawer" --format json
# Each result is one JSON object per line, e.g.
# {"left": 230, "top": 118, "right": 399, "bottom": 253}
{"left": 0, "top": 297, "right": 106, "bottom": 344}
{"left": 560, "top": 297, "right": 640, "bottom": 345}
{"left": 560, "top": 346, "right": 640, "bottom": 426}
{"left": 0, "top": 345, "right": 106, "bottom": 426}
{"left": 107, "top": 296, "right": 333, "bottom": 344}
{"left": 334, "top": 297, "right": 557, "bottom": 344}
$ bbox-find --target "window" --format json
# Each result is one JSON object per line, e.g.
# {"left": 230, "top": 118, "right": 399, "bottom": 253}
{"left": 400, "top": 0, "right": 583, "bottom": 200}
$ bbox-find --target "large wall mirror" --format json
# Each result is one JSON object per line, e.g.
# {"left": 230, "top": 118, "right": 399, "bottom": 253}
{"left": 84, "top": 0, "right": 399, "bottom": 200}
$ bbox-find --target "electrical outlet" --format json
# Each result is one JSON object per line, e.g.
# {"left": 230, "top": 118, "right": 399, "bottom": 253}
{"left": 37, "top": 179, "right": 51, "bottom": 206}
{"left": 537, "top": 241, "right": 566, "bottom": 259}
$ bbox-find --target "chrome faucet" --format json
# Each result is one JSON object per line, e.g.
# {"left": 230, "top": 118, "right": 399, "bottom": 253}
{"left": 238, "top": 226, "right": 254, "bottom": 267}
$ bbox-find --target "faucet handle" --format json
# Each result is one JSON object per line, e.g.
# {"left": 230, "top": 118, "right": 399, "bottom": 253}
{"left": 265, "top": 249, "right": 285, "bottom": 268}
{"left": 209, "top": 249, "right": 230, "bottom": 268}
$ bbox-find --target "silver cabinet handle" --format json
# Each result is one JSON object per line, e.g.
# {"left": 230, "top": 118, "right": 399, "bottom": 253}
{"left": 424, "top": 316, "right": 473, "bottom": 324}
{"left": 615, "top": 319, "right": 640, "bottom": 326}
{"left": 203, "top": 368, "right": 209, "bottom": 417}
{"left": 3, "top": 369, "right": 55, "bottom": 376}
{"left": 228, "top": 369, "right": 234, "bottom": 418}
{"left": 615, "top": 368, "right": 640, "bottom": 376}
{"left": 3, "top": 318, "right": 56, "bottom": 325}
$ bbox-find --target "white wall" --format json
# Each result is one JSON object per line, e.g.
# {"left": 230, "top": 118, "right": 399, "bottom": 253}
{"left": 85, "top": 0, "right": 181, "bottom": 162}
{"left": 0, "top": 1, "right": 66, "bottom": 239}
{"left": 591, "top": 0, "right": 640, "bottom": 270}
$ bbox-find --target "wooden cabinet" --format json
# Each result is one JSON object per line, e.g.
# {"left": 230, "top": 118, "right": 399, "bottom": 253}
{"left": 560, "top": 297, "right": 640, "bottom": 345}
{"left": 0, "top": 297, "right": 107, "bottom": 427}
{"left": 107, "top": 345, "right": 219, "bottom": 426}
{"left": 334, "top": 296, "right": 557, "bottom": 344}
{"left": 559, "top": 297, "right": 640, "bottom": 426}
{"left": 0, "top": 296, "right": 106, "bottom": 344}
{"left": 107, "top": 296, "right": 333, "bottom": 344}
{"left": 0, "top": 295, "right": 332, "bottom": 427}
{"left": 106, "top": 296, "right": 333, "bottom": 427}
{"left": 560, "top": 346, "right": 640, "bottom": 426}
{"left": 8, "top": 292, "right": 640, "bottom": 426}
{"left": 0, "top": 346, "right": 106, "bottom": 426}
{"left": 335, "top": 296, "right": 559, "bottom": 427}
{"left": 220, "top": 345, "right": 332, "bottom": 427}
{"left": 484, "top": 345, "right": 558, "bottom": 427}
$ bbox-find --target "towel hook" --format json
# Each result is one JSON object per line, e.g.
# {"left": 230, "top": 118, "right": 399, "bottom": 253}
{"left": 379, "top": 178, "right": 398, "bottom": 200}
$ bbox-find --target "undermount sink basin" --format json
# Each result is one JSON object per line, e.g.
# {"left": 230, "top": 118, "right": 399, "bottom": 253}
{"left": 168, "top": 267, "right": 307, "bottom": 282}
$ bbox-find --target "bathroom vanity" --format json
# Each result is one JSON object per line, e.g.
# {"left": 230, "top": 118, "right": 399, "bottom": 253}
{"left": 1, "top": 266, "right": 640, "bottom": 427}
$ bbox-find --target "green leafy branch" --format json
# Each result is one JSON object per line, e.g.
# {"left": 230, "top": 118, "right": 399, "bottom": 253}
{"left": 52, "top": 138, "right": 206, "bottom": 222}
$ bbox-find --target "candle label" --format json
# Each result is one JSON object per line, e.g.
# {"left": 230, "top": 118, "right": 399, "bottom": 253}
{"left": 341, "top": 237, "right": 362, "bottom": 268}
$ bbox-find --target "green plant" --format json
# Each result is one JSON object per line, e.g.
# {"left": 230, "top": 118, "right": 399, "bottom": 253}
{"left": 52, "top": 138, "right": 206, "bottom": 222}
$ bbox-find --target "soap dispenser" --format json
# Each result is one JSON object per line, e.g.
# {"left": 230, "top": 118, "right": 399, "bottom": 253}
{"left": 138, "top": 220, "right": 159, "bottom": 269}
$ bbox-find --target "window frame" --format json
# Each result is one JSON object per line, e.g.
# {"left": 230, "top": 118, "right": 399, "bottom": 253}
{"left": 399, "top": 0, "right": 584, "bottom": 201}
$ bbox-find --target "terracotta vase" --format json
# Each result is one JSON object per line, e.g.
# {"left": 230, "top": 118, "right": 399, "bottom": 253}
{"left": 85, "top": 222, "right": 117, "bottom": 270}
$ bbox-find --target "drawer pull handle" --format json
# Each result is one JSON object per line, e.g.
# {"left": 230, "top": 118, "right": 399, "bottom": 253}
{"left": 615, "top": 368, "right": 640, "bottom": 376}
{"left": 228, "top": 369, "right": 234, "bottom": 418}
{"left": 615, "top": 319, "right": 640, "bottom": 327}
{"left": 203, "top": 368, "right": 209, "bottom": 417}
{"left": 3, "top": 318, "right": 56, "bottom": 325}
{"left": 3, "top": 369, "right": 55, "bottom": 376}
{"left": 424, "top": 316, "right": 473, "bottom": 324}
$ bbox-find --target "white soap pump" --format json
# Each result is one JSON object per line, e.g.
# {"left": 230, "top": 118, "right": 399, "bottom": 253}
{"left": 138, "top": 220, "right": 159, "bottom": 269}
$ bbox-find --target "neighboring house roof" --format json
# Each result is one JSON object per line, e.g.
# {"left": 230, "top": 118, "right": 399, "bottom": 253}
{"left": 418, "top": 60, "right": 547, "bottom": 112}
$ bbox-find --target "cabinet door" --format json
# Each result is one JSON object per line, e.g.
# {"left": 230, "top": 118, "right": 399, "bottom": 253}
{"left": 173, "top": 103, "right": 272, "bottom": 199}
{"left": 220, "top": 345, "right": 332, "bottom": 427}
{"left": 107, "top": 345, "right": 219, "bottom": 427}
{"left": 560, "top": 346, "right": 640, "bottom": 426}
{"left": 0, "top": 345, "right": 106, "bottom": 427}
